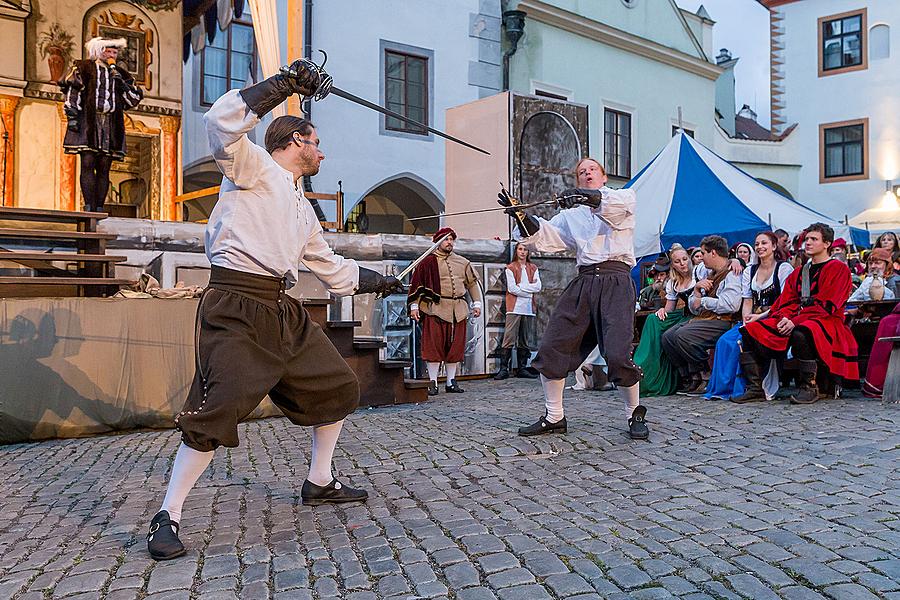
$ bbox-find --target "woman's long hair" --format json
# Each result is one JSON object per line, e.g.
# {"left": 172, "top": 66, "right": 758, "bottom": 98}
{"left": 757, "top": 231, "right": 790, "bottom": 262}
{"left": 875, "top": 231, "right": 900, "bottom": 253}
{"left": 668, "top": 244, "right": 693, "bottom": 290}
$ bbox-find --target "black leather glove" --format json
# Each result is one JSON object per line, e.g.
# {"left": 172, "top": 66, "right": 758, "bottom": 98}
{"left": 557, "top": 188, "right": 604, "bottom": 209}
{"left": 497, "top": 188, "right": 540, "bottom": 237}
{"left": 280, "top": 59, "right": 321, "bottom": 96}
{"left": 356, "top": 267, "right": 405, "bottom": 298}
{"left": 240, "top": 60, "right": 320, "bottom": 117}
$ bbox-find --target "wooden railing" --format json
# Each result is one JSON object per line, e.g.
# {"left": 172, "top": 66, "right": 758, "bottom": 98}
{"left": 174, "top": 186, "right": 343, "bottom": 231}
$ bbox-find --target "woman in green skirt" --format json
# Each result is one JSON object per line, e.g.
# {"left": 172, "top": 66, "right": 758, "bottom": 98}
{"left": 634, "top": 245, "right": 697, "bottom": 396}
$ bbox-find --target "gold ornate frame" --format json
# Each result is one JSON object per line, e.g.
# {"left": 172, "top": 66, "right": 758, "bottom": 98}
{"left": 89, "top": 10, "right": 154, "bottom": 91}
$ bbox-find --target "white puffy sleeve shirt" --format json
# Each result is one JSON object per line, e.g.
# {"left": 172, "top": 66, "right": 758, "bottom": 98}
{"left": 203, "top": 90, "right": 359, "bottom": 295}
{"left": 514, "top": 187, "right": 636, "bottom": 267}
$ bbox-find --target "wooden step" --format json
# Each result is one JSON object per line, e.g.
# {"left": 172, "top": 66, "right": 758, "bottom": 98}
{"left": 353, "top": 338, "right": 386, "bottom": 350}
{"left": 0, "top": 228, "right": 117, "bottom": 241}
{"left": 398, "top": 378, "right": 429, "bottom": 404}
{"left": 326, "top": 320, "right": 361, "bottom": 328}
{"left": 0, "top": 277, "right": 133, "bottom": 286}
{"left": 0, "top": 206, "right": 107, "bottom": 223}
{"left": 380, "top": 359, "right": 412, "bottom": 369}
{"left": 0, "top": 252, "right": 126, "bottom": 263}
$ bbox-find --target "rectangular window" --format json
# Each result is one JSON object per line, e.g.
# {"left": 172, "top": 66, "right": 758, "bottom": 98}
{"left": 819, "top": 118, "right": 868, "bottom": 183}
{"left": 818, "top": 9, "right": 867, "bottom": 77}
{"left": 384, "top": 50, "right": 428, "bottom": 134}
{"left": 672, "top": 126, "right": 694, "bottom": 138}
{"left": 604, "top": 109, "right": 631, "bottom": 179}
{"left": 201, "top": 20, "right": 257, "bottom": 106}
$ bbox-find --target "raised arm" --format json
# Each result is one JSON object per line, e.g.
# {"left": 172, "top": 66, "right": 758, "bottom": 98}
{"left": 204, "top": 61, "right": 320, "bottom": 187}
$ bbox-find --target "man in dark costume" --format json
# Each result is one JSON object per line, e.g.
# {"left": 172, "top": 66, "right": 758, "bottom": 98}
{"left": 736, "top": 223, "right": 858, "bottom": 404}
{"left": 408, "top": 227, "right": 483, "bottom": 396}
{"left": 60, "top": 37, "right": 143, "bottom": 212}
{"left": 499, "top": 158, "right": 649, "bottom": 440}
{"left": 146, "top": 60, "right": 403, "bottom": 561}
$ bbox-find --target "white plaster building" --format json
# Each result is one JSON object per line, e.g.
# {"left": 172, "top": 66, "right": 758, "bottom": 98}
{"left": 761, "top": 0, "right": 900, "bottom": 223}
{"left": 181, "top": 0, "right": 501, "bottom": 233}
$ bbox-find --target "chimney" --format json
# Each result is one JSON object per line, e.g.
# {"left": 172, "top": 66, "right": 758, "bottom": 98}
{"left": 716, "top": 48, "right": 732, "bottom": 65}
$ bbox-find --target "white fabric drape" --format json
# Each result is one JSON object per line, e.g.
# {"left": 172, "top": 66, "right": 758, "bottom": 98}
{"left": 217, "top": 0, "right": 234, "bottom": 31}
{"left": 248, "top": 0, "right": 285, "bottom": 117}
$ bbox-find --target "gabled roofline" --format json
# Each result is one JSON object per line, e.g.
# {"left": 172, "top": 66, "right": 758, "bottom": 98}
{"left": 518, "top": 0, "right": 723, "bottom": 80}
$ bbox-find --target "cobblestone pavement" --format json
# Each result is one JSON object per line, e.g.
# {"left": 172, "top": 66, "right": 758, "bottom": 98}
{"left": 2, "top": 380, "right": 900, "bottom": 600}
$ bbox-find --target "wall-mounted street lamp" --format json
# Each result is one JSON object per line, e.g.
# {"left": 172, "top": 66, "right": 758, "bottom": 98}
{"left": 502, "top": 10, "right": 527, "bottom": 91}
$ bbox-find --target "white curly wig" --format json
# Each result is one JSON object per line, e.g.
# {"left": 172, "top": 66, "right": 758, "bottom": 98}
{"left": 85, "top": 37, "right": 127, "bottom": 61}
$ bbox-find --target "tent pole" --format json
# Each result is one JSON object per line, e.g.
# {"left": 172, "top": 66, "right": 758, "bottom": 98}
{"left": 768, "top": 212, "right": 772, "bottom": 228}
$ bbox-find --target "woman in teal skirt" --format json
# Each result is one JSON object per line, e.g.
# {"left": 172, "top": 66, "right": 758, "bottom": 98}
{"left": 634, "top": 245, "right": 697, "bottom": 396}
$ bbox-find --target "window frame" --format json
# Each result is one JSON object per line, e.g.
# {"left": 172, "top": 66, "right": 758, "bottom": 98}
{"left": 672, "top": 125, "right": 695, "bottom": 138}
{"left": 818, "top": 8, "right": 868, "bottom": 78}
{"left": 604, "top": 108, "right": 632, "bottom": 179}
{"left": 199, "top": 18, "right": 258, "bottom": 108}
{"left": 383, "top": 49, "right": 429, "bottom": 136}
{"left": 819, "top": 118, "right": 869, "bottom": 183}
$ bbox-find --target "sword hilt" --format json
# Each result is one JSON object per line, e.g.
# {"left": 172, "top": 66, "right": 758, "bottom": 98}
{"left": 500, "top": 184, "right": 530, "bottom": 233}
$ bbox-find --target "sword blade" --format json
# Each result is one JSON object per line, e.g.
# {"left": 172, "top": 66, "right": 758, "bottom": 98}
{"left": 406, "top": 199, "right": 557, "bottom": 221}
{"left": 397, "top": 233, "right": 452, "bottom": 280}
{"left": 329, "top": 86, "right": 491, "bottom": 156}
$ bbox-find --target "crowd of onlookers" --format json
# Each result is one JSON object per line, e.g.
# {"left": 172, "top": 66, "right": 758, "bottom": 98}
{"left": 632, "top": 223, "right": 895, "bottom": 403}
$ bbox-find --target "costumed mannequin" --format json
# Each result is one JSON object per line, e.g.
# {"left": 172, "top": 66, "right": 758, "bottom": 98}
{"left": 494, "top": 242, "right": 541, "bottom": 380}
{"left": 60, "top": 37, "right": 143, "bottom": 212}
{"left": 146, "top": 60, "right": 403, "bottom": 561}
{"left": 737, "top": 223, "right": 858, "bottom": 404}
{"left": 498, "top": 157, "right": 649, "bottom": 440}
{"left": 408, "top": 227, "right": 483, "bottom": 396}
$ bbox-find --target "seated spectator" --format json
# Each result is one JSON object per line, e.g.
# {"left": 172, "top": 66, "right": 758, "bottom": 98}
{"left": 730, "top": 242, "right": 753, "bottom": 266}
{"left": 863, "top": 302, "right": 900, "bottom": 397}
{"left": 849, "top": 248, "right": 896, "bottom": 301}
{"left": 736, "top": 223, "right": 858, "bottom": 404}
{"left": 711, "top": 232, "right": 793, "bottom": 401}
{"left": 639, "top": 257, "right": 670, "bottom": 310}
{"left": 661, "top": 235, "right": 743, "bottom": 394}
{"left": 875, "top": 231, "right": 900, "bottom": 254}
{"left": 634, "top": 244, "right": 695, "bottom": 396}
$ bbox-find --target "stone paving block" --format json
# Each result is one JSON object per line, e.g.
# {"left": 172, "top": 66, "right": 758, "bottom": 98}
{"left": 606, "top": 565, "right": 651, "bottom": 589}
{"left": 726, "top": 573, "right": 780, "bottom": 600}
{"left": 496, "top": 584, "right": 551, "bottom": 600}
{"left": 544, "top": 573, "right": 594, "bottom": 596}
{"left": 457, "top": 586, "right": 498, "bottom": 600}
{"left": 485, "top": 567, "right": 536, "bottom": 589}
{"left": 444, "top": 561, "right": 481, "bottom": 588}
{"left": 53, "top": 571, "right": 110, "bottom": 597}
{"left": 782, "top": 558, "right": 851, "bottom": 587}
{"left": 822, "top": 583, "right": 880, "bottom": 600}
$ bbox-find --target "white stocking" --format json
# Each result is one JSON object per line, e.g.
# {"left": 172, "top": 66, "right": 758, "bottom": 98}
{"left": 426, "top": 362, "right": 441, "bottom": 382}
{"left": 620, "top": 382, "right": 640, "bottom": 419}
{"left": 308, "top": 420, "right": 344, "bottom": 486}
{"left": 540, "top": 374, "right": 566, "bottom": 423}
{"left": 161, "top": 442, "right": 215, "bottom": 524}
{"left": 446, "top": 362, "right": 458, "bottom": 382}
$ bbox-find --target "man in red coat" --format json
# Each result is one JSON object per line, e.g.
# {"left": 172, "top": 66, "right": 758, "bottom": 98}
{"left": 735, "top": 223, "right": 858, "bottom": 404}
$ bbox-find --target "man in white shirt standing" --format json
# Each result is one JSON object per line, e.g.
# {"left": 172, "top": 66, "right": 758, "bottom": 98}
{"left": 499, "top": 158, "right": 649, "bottom": 440}
{"left": 146, "top": 61, "right": 403, "bottom": 561}
{"left": 495, "top": 242, "right": 541, "bottom": 380}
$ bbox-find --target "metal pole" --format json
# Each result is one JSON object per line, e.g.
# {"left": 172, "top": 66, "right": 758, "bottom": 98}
{"left": 0, "top": 121, "right": 8, "bottom": 207}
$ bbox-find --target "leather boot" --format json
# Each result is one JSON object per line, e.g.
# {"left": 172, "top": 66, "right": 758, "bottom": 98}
{"left": 516, "top": 348, "right": 538, "bottom": 379}
{"left": 494, "top": 348, "right": 511, "bottom": 380}
{"left": 791, "top": 359, "right": 820, "bottom": 404}
{"left": 731, "top": 351, "right": 767, "bottom": 403}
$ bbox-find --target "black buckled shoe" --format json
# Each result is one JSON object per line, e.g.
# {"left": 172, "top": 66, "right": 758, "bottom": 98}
{"left": 628, "top": 405, "right": 649, "bottom": 440}
{"left": 445, "top": 380, "right": 465, "bottom": 393}
{"left": 427, "top": 382, "right": 439, "bottom": 396}
{"left": 301, "top": 478, "right": 369, "bottom": 506}
{"left": 678, "top": 373, "right": 705, "bottom": 395}
{"left": 147, "top": 510, "right": 186, "bottom": 561}
{"left": 518, "top": 414, "right": 567, "bottom": 436}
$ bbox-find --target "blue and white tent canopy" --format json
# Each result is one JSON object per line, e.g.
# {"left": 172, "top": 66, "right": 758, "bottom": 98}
{"left": 625, "top": 132, "right": 868, "bottom": 259}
